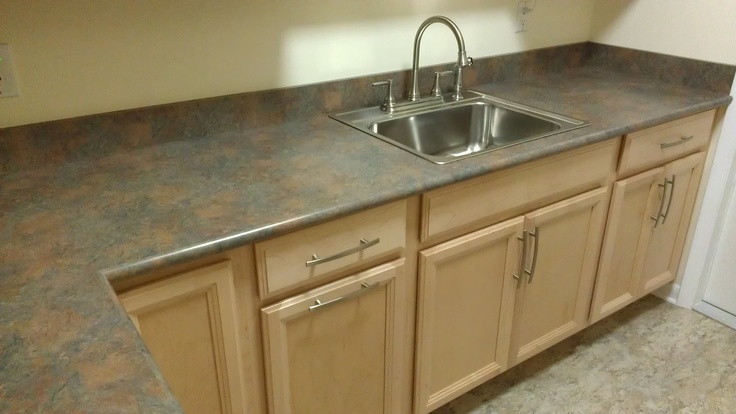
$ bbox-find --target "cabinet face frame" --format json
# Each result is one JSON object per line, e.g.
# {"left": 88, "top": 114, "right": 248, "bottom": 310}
{"left": 509, "top": 187, "right": 609, "bottom": 366}
{"left": 119, "top": 261, "right": 246, "bottom": 414}
{"left": 260, "top": 259, "right": 406, "bottom": 414}
{"left": 590, "top": 167, "right": 664, "bottom": 322}
{"left": 414, "top": 217, "right": 524, "bottom": 414}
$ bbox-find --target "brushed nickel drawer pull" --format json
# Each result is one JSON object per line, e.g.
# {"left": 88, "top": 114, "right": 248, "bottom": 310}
{"left": 513, "top": 232, "right": 527, "bottom": 287}
{"left": 308, "top": 282, "right": 379, "bottom": 312}
{"left": 524, "top": 226, "right": 540, "bottom": 284}
{"left": 660, "top": 175, "right": 676, "bottom": 224}
{"left": 650, "top": 180, "right": 668, "bottom": 228}
{"left": 305, "top": 238, "right": 380, "bottom": 267}
{"left": 660, "top": 135, "right": 694, "bottom": 149}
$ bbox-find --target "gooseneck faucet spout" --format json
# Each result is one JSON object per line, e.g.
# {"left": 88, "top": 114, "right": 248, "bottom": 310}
{"left": 409, "top": 16, "right": 473, "bottom": 102}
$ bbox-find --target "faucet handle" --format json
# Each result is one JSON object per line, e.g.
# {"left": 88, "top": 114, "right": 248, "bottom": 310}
{"left": 431, "top": 71, "right": 454, "bottom": 98}
{"left": 372, "top": 79, "right": 396, "bottom": 113}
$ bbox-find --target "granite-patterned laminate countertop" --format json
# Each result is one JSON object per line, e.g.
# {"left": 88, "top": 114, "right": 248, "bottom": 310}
{"left": 0, "top": 67, "right": 732, "bottom": 412}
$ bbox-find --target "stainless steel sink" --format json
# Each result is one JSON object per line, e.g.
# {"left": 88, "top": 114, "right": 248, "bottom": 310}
{"left": 331, "top": 90, "right": 589, "bottom": 164}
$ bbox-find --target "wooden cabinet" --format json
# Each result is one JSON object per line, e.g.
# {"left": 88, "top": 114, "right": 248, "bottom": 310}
{"left": 590, "top": 152, "right": 705, "bottom": 322}
{"left": 119, "top": 261, "right": 247, "bottom": 414}
{"left": 414, "top": 217, "right": 523, "bottom": 413}
{"left": 414, "top": 186, "right": 609, "bottom": 412}
{"left": 590, "top": 110, "right": 714, "bottom": 323}
{"left": 413, "top": 139, "right": 617, "bottom": 413}
{"left": 509, "top": 188, "right": 609, "bottom": 365}
{"left": 114, "top": 110, "right": 715, "bottom": 414}
{"left": 638, "top": 152, "right": 705, "bottom": 295}
{"left": 261, "top": 259, "right": 407, "bottom": 414}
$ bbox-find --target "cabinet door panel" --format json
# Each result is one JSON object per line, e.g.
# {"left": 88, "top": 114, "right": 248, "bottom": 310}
{"left": 511, "top": 188, "right": 608, "bottom": 365}
{"left": 261, "top": 259, "right": 406, "bottom": 414}
{"left": 590, "top": 167, "right": 663, "bottom": 322}
{"left": 639, "top": 152, "right": 705, "bottom": 295}
{"left": 119, "top": 261, "right": 246, "bottom": 414}
{"left": 414, "top": 217, "right": 523, "bottom": 413}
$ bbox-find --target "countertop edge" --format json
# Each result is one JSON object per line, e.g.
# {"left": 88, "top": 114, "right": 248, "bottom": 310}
{"left": 103, "top": 94, "right": 732, "bottom": 285}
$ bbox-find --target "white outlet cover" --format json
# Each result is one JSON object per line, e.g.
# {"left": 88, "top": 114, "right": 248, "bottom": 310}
{"left": 516, "top": 0, "right": 532, "bottom": 33}
{"left": 0, "top": 44, "right": 21, "bottom": 98}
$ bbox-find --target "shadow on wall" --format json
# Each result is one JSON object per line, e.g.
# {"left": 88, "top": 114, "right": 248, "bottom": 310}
{"left": 588, "top": 0, "right": 639, "bottom": 43}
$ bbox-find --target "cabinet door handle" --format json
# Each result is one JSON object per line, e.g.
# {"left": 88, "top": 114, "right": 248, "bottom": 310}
{"left": 650, "top": 176, "right": 676, "bottom": 227}
{"left": 308, "top": 282, "right": 380, "bottom": 312}
{"left": 660, "top": 135, "right": 694, "bottom": 149}
{"left": 513, "top": 232, "right": 527, "bottom": 287}
{"left": 524, "top": 226, "right": 540, "bottom": 284}
{"left": 650, "top": 179, "right": 668, "bottom": 228}
{"left": 660, "top": 175, "right": 676, "bottom": 224}
{"left": 305, "top": 238, "right": 380, "bottom": 267}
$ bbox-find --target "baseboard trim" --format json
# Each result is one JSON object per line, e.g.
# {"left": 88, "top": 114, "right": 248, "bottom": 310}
{"left": 653, "top": 283, "right": 680, "bottom": 305}
{"left": 693, "top": 301, "right": 736, "bottom": 330}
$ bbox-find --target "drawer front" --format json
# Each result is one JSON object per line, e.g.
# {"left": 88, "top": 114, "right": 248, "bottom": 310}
{"left": 421, "top": 140, "right": 619, "bottom": 242}
{"left": 260, "top": 259, "right": 407, "bottom": 414}
{"left": 255, "top": 200, "right": 407, "bottom": 297}
{"left": 619, "top": 110, "right": 714, "bottom": 176}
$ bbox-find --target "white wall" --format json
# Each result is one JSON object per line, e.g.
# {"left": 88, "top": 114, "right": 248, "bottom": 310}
{"left": 701, "top": 166, "right": 736, "bottom": 315}
{"left": 591, "top": 0, "right": 736, "bottom": 65}
{"left": 0, "top": 0, "right": 595, "bottom": 128}
{"left": 679, "top": 79, "right": 736, "bottom": 308}
{"left": 590, "top": 0, "right": 736, "bottom": 307}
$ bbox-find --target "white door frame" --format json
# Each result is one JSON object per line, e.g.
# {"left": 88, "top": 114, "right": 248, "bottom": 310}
{"left": 675, "top": 78, "right": 736, "bottom": 314}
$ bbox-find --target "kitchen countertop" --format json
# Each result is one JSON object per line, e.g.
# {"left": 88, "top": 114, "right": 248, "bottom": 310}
{"left": 0, "top": 67, "right": 731, "bottom": 412}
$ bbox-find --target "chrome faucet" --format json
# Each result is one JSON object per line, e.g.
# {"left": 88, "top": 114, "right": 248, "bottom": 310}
{"left": 409, "top": 16, "right": 473, "bottom": 102}
{"left": 371, "top": 15, "right": 473, "bottom": 113}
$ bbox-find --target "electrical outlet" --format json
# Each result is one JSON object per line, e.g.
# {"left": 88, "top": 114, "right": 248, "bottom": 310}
{"left": 0, "top": 44, "right": 20, "bottom": 98}
{"left": 516, "top": 0, "right": 532, "bottom": 33}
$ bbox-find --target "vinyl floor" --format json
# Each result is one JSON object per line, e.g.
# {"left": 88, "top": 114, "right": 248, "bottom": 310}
{"left": 432, "top": 295, "right": 736, "bottom": 414}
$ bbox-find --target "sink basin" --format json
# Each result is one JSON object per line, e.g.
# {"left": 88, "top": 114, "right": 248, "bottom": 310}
{"left": 331, "top": 90, "right": 589, "bottom": 164}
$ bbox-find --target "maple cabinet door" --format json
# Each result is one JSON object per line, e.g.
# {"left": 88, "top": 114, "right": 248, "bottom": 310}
{"left": 261, "top": 259, "right": 407, "bottom": 414}
{"left": 639, "top": 152, "right": 705, "bottom": 295}
{"left": 414, "top": 217, "right": 523, "bottom": 414}
{"left": 590, "top": 167, "right": 664, "bottom": 322}
{"left": 119, "top": 261, "right": 247, "bottom": 414}
{"left": 510, "top": 188, "right": 608, "bottom": 365}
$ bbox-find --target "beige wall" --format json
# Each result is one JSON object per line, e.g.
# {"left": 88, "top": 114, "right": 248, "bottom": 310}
{"left": 0, "top": 0, "right": 595, "bottom": 128}
{"left": 591, "top": 0, "right": 736, "bottom": 65}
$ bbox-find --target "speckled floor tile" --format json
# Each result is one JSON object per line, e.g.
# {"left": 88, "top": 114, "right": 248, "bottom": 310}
{"left": 432, "top": 296, "right": 736, "bottom": 414}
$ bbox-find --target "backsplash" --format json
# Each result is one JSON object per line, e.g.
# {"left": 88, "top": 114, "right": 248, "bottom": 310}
{"left": 0, "top": 42, "right": 732, "bottom": 174}
{"left": 586, "top": 43, "right": 735, "bottom": 94}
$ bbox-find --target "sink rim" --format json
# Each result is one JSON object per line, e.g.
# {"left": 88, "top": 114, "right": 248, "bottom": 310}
{"left": 330, "top": 90, "right": 590, "bottom": 164}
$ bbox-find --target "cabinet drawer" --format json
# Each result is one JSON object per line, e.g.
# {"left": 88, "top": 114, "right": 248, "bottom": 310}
{"left": 255, "top": 200, "right": 407, "bottom": 297}
{"left": 421, "top": 140, "right": 619, "bottom": 241}
{"left": 261, "top": 258, "right": 407, "bottom": 414}
{"left": 619, "top": 110, "right": 714, "bottom": 176}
